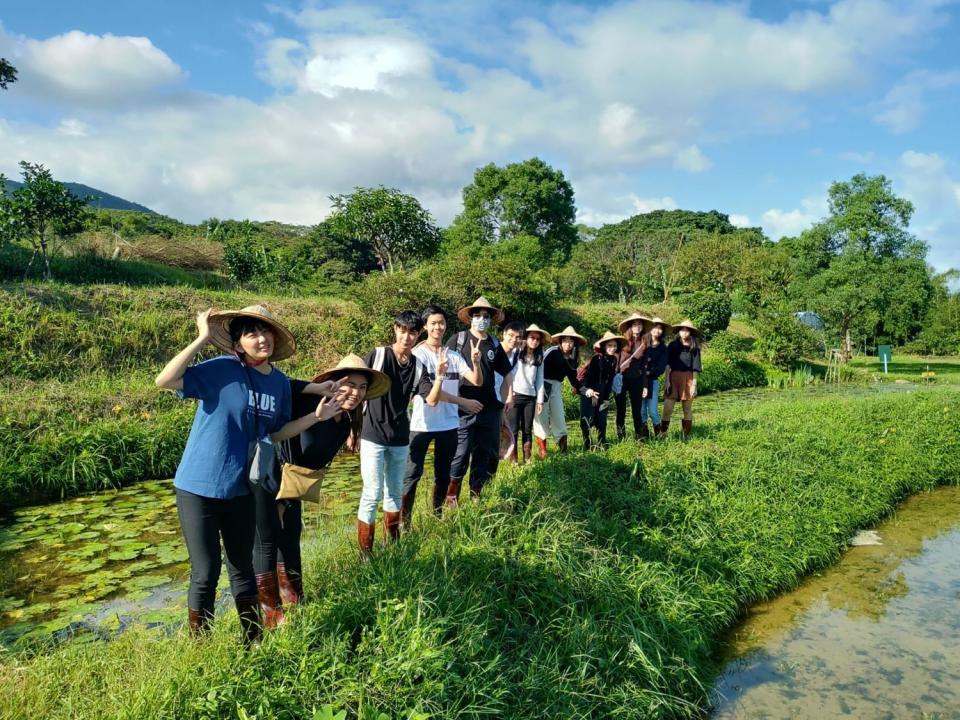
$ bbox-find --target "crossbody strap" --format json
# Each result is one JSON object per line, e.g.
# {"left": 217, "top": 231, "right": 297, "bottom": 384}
{"left": 241, "top": 363, "right": 264, "bottom": 440}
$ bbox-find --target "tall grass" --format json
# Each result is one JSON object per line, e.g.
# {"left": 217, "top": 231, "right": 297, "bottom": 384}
{"left": 3, "top": 389, "right": 958, "bottom": 719}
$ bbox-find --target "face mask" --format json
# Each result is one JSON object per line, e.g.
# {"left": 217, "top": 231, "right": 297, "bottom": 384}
{"left": 471, "top": 316, "right": 491, "bottom": 332}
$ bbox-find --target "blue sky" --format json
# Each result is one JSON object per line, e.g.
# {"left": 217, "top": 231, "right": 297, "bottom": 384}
{"left": 1, "top": 0, "right": 959, "bottom": 271}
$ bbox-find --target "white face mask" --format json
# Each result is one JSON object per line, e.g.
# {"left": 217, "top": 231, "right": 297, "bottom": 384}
{"left": 471, "top": 316, "right": 491, "bottom": 332}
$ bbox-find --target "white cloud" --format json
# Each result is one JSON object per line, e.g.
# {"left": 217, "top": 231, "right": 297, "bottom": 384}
{"left": 577, "top": 193, "right": 678, "bottom": 226}
{"left": 898, "top": 150, "right": 960, "bottom": 272}
{"left": 729, "top": 213, "right": 752, "bottom": 228}
{"left": 839, "top": 150, "right": 875, "bottom": 164}
{"left": 761, "top": 195, "right": 828, "bottom": 239}
{"left": 673, "top": 145, "right": 711, "bottom": 173}
{"left": 874, "top": 70, "right": 960, "bottom": 134}
{"left": 0, "top": 27, "right": 183, "bottom": 104}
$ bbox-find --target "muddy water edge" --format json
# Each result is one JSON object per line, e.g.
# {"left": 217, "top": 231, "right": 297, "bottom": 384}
{"left": 711, "top": 484, "right": 960, "bottom": 718}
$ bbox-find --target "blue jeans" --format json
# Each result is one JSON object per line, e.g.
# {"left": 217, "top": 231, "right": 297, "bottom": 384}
{"left": 641, "top": 379, "right": 661, "bottom": 426}
{"left": 358, "top": 440, "right": 409, "bottom": 524}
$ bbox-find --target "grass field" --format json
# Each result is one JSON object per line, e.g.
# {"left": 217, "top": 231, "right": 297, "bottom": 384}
{"left": 2, "top": 386, "right": 958, "bottom": 719}
{"left": 848, "top": 354, "right": 960, "bottom": 384}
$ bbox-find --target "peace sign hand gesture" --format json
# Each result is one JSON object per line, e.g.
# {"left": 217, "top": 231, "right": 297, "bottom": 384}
{"left": 437, "top": 347, "right": 450, "bottom": 378}
{"left": 315, "top": 394, "right": 344, "bottom": 422}
{"left": 470, "top": 337, "right": 482, "bottom": 366}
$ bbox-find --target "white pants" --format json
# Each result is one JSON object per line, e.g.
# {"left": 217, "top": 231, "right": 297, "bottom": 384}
{"left": 533, "top": 380, "right": 567, "bottom": 440}
{"left": 358, "top": 440, "right": 408, "bottom": 524}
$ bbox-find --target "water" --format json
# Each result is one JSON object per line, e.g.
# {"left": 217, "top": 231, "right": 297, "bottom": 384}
{"left": 711, "top": 485, "right": 960, "bottom": 719}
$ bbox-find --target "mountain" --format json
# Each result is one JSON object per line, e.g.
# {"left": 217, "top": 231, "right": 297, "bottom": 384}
{"left": 1, "top": 179, "right": 157, "bottom": 214}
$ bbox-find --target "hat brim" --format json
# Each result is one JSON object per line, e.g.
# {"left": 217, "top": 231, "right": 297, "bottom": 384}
{"left": 208, "top": 309, "right": 296, "bottom": 361}
{"left": 310, "top": 366, "right": 391, "bottom": 401}
{"left": 673, "top": 324, "right": 702, "bottom": 337}
{"left": 554, "top": 334, "right": 587, "bottom": 346}
{"left": 457, "top": 304, "right": 505, "bottom": 326}
{"left": 618, "top": 318, "right": 653, "bottom": 334}
{"left": 593, "top": 337, "right": 626, "bottom": 353}
{"left": 525, "top": 329, "right": 553, "bottom": 345}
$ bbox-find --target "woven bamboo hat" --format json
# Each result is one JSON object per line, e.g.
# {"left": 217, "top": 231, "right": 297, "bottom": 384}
{"left": 311, "top": 353, "right": 391, "bottom": 400}
{"left": 552, "top": 326, "right": 587, "bottom": 346}
{"left": 617, "top": 313, "right": 653, "bottom": 334}
{"left": 649, "top": 317, "right": 672, "bottom": 333}
{"left": 208, "top": 304, "right": 296, "bottom": 361}
{"left": 672, "top": 319, "right": 702, "bottom": 337}
{"left": 593, "top": 330, "right": 627, "bottom": 353}
{"left": 457, "top": 296, "right": 505, "bottom": 326}
{"left": 523, "top": 323, "right": 552, "bottom": 344}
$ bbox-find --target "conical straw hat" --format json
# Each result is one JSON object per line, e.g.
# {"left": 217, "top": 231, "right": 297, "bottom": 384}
{"left": 208, "top": 304, "right": 296, "bottom": 361}
{"left": 617, "top": 313, "right": 653, "bottom": 334}
{"left": 552, "top": 326, "right": 587, "bottom": 346}
{"left": 523, "top": 323, "right": 552, "bottom": 344}
{"left": 311, "top": 353, "right": 391, "bottom": 400}
{"left": 672, "top": 319, "right": 702, "bottom": 337}
{"left": 593, "top": 330, "right": 627, "bottom": 353}
{"left": 457, "top": 296, "right": 505, "bottom": 326}
{"left": 649, "top": 317, "right": 671, "bottom": 331}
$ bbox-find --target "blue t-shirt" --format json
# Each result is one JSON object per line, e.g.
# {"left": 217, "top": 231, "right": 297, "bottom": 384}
{"left": 173, "top": 355, "right": 292, "bottom": 499}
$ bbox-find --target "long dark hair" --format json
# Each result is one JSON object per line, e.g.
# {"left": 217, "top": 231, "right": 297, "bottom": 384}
{"left": 520, "top": 330, "right": 545, "bottom": 366}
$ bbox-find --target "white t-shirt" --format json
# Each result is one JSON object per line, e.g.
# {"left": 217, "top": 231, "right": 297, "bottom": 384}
{"left": 410, "top": 344, "right": 470, "bottom": 432}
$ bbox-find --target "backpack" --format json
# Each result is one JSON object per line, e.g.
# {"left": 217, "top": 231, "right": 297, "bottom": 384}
{"left": 455, "top": 330, "right": 505, "bottom": 366}
{"left": 364, "top": 347, "right": 425, "bottom": 415}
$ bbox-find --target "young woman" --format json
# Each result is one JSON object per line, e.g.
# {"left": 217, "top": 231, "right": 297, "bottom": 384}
{"left": 533, "top": 326, "right": 585, "bottom": 456}
{"left": 616, "top": 313, "right": 652, "bottom": 440}
{"left": 637, "top": 318, "right": 670, "bottom": 439}
{"left": 579, "top": 331, "right": 626, "bottom": 450}
{"left": 155, "top": 305, "right": 322, "bottom": 643}
{"left": 253, "top": 354, "right": 389, "bottom": 627}
{"left": 661, "top": 319, "right": 703, "bottom": 440}
{"left": 505, "top": 324, "right": 549, "bottom": 463}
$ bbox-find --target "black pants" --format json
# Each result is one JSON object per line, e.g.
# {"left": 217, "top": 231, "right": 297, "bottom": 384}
{"left": 579, "top": 393, "right": 610, "bottom": 450}
{"left": 506, "top": 393, "right": 537, "bottom": 446}
{"left": 175, "top": 488, "right": 257, "bottom": 613}
{"left": 251, "top": 480, "right": 303, "bottom": 578}
{"left": 615, "top": 376, "right": 647, "bottom": 438}
{"left": 403, "top": 428, "right": 458, "bottom": 511}
{"left": 450, "top": 407, "right": 503, "bottom": 494}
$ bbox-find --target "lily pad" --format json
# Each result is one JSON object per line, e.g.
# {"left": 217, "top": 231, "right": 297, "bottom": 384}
{"left": 59, "top": 522, "right": 87, "bottom": 534}
{"left": 128, "top": 574, "right": 172, "bottom": 590}
{"left": 122, "top": 589, "right": 154, "bottom": 602}
{"left": 72, "top": 531, "right": 101, "bottom": 541}
{"left": 69, "top": 558, "right": 108, "bottom": 573}
{"left": 107, "top": 549, "right": 142, "bottom": 561}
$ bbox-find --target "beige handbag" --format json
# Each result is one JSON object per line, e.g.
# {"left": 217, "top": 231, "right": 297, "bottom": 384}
{"left": 277, "top": 463, "right": 325, "bottom": 503}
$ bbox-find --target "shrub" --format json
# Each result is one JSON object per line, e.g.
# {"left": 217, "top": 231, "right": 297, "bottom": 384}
{"left": 753, "top": 311, "right": 823, "bottom": 367}
{"left": 678, "top": 288, "right": 732, "bottom": 338}
{"left": 705, "top": 330, "right": 753, "bottom": 360}
{"left": 697, "top": 356, "right": 768, "bottom": 394}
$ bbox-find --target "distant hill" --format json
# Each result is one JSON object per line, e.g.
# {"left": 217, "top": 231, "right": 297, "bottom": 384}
{"left": 2, "top": 179, "right": 156, "bottom": 214}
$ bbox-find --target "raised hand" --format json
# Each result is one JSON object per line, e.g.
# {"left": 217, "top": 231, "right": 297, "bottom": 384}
{"left": 437, "top": 347, "right": 450, "bottom": 378}
{"left": 196, "top": 308, "right": 213, "bottom": 343}
{"left": 315, "top": 394, "right": 344, "bottom": 421}
{"left": 470, "top": 337, "right": 481, "bottom": 366}
{"left": 317, "top": 378, "right": 343, "bottom": 398}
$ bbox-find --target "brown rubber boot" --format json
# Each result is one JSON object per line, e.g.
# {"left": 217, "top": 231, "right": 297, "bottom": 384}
{"left": 681, "top": 418, "right": 692, "bottom": 441}
{"left": 431, "top": 483, "right": 445, "bottom": 515}
{"left": 383, "top": 511, "right": 402, "bottom": 542}
{"left": 639, "top": 423, "right": 650, "bottom": 441}
{"left": 506, "top": 443, "right": 518, "bottom": 464}
{"left": 522, "top": 441, "right": 532, "bottom": 464}
{"left": 234, "top": 593, "right": 262, "bottom": 646}
{"left": 557, "top": 436, "right": 568, "bottom": 453}
{"left": 445, "top": 478, "right": 462, "bottom": 509}
{"left": 357, "top": 519, "right": 375, "bottom": 558}
{"left": 400, "top": 492, "right": 415, "bottom": 531}
{"left": 535, "top": 437, "right": 547, "bottom": 459}
{"left": 188, "top": 607, "right": 212, "bottom": 636}
{"left": 657, "top": 420, "right": 670, "bottom": 438}
{"left": 255, "top": 572, "right": 285, "bottom": 629}
{"left": 277, "top": 562, "right": 303, "bottom": 606}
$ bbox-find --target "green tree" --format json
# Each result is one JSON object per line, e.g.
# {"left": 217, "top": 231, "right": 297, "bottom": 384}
{"left": 446, "top": 158, "right": 577, "bottom": 262}
{"left": 0, "top": 58, "right": 16, "bottom": 89}
{"left": 327, "top": 187, "right": 439, "bottom": 274}
{"left": 0, "top": 162, "right": 89, "bottom": 280}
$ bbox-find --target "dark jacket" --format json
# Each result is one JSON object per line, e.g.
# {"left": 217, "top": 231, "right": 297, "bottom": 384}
{"left": 618, "top": 337, "right": 647, "bottom": 380}
{"left": 582, "top": 352, "right": 619, "bottom": 401}
{"left": 639, "top": 342, "right": 668, "bottom": 390}
{"left": 543, "top": 346, "right": 582, "bottom": 392}
{"left": 666, "top": 338, "right": 702, "bottom": 373}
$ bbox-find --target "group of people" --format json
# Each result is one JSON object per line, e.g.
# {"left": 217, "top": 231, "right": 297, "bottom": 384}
{"left": 156, "top": 296, "right": 703, "bottom": 642}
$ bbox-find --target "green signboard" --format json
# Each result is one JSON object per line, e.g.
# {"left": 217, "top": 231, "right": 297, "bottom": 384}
{"left": 878, "top": 344, "right": 892, "bottom": 373}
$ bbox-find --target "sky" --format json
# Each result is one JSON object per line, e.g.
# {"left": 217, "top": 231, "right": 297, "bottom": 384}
{"left": 1, "top": 0, "right": 959, "bottom": 272}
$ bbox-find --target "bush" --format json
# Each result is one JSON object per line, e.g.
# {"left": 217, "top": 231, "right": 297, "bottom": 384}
{"left": 678, "top": 288, "right": 732, "bottom": 338}
{"left": 753, "top": 311, "right": 823, "bottom": 367}
{"left": 697, "top": 356, "right": 768, "bottom": 394}
{"left": 705, "top": 330, "right": 753, "bottom": 360}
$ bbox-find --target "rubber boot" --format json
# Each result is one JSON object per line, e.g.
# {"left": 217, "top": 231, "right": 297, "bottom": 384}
{"left": 522, "top": 441, "right": 532, "bottom": 464}
{"left": 681, "top": 418, "right": 692, "bottom": 441}
{"left": 557, "top": 436, "right": 568, "bottom": 453}
{"left": 431, "top": 483, "right": 445, "bottom": 515}
{"left": 234, "top": 593, "right": 262, "bottom": 647}
{"left": 446, "top": 477, "right": 462, "bottom": 509}
{"left": 255, "top": 571, "right": 285, "bottom": 629}
{"left": 188, "top": 607, "right": 212, "bottom": 636}
{"left": 383, "top": 511, "right": 401, "bottom": 542}
{"left": 535, "top": 437, "right": 548, "bottom": 459}
{"left": 580, "top": 419, "right": 592, "bottom": 451}
{"left": 400, "top": 491, "right": 416, "bottom": 531}
{"left": 506, "top": 443, "right": 518, "bottom": 464}
{"left": 657, "top": 420, "right": 670, "bottom": 438}
{"left": 616, "top": 424, "right": 626, "bottom": 442}
{"left": 277, "top": 562, "right": 303, "bottom": 606}
{"left": 639, "top": 423, "right": 650, "bottom": 441}
{"left": 357, "top": 519, "right": 375, "bottom": 558}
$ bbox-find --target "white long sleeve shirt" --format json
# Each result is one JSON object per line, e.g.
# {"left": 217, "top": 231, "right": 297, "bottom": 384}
{"left": 511, "top": 355, "right": 545, "bottom": 402}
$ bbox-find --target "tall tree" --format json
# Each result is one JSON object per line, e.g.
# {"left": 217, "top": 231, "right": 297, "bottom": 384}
{"left": 0, "top": 162, "right": 89, "bottom": 280}
{"left": 0, "top": 58, "right": 16, "bottom": 89}
{"left": 447, "top": 158, "right": 577, "bottom": 262}
{"left": 326, "top": 186, "right": 439, "bottom": 274}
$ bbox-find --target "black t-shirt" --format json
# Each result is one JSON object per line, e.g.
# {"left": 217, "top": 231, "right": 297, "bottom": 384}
{"left": 543, "top": 346, "right": 582, "bottom": 391}
{"left": 640, "top": 343, "right": 668, "bottom": 383}
{"left": 445, "top": 332, "right": 516, "bottom": 413}
{"left": 285, "top": 379, "right": 351, "bottom": 469}
{"left": 666, "top": 339, "right": 702, "bottom": 373}
{"left": 360, "top": 347, "right": 421, "bottom": 446}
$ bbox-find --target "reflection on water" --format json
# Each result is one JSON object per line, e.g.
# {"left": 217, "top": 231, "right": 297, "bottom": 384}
{"left": 712, "top": 485, "right": 960, "bottom": 719}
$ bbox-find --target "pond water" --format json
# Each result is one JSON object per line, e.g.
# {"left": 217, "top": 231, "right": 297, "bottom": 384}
{"left": 711, "top": 484, "right": 960, "bottom": 719}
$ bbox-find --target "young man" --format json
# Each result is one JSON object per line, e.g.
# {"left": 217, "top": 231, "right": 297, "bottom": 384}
{"left": 357, "top": 310, "right": 426, "bottom": 554}
{"left": 401, "top": 305, "right": 482, "bottom": 529}
{"left": 445, "top": 297, "right": 521, "bottom": 505}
